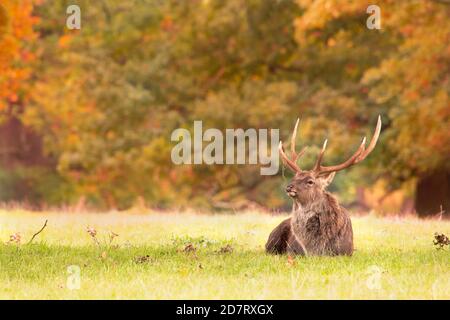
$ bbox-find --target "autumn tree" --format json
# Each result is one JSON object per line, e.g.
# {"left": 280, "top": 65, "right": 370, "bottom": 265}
{"left": 0, "top": 0, "right": 54, "bottom": 204}
{"left": 17, "top": 0, "right": 450, "bottom": 215}
{"left": 293, "top": 0, "right": 450, "bottom": 216}
{"left": 26, "top": 0, "right": 305, "bottom": 209}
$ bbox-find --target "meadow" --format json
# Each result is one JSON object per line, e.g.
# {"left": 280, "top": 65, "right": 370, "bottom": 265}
{"left": 0, "top": 209, "right": 448, "bottom": 300}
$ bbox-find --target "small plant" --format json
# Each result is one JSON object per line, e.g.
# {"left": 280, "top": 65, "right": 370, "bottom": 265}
{"left": 183, "top": 243, "right": 196, "bottom": 253}
{"left": 86, "top": 226, "right": 100, "bottom": 246}
{"left": 109, "top": 231, "right": 119, "bottom": 245}
{"left": 86, "top": 226, "right": 119, "bottom": 247}
{"left": 7, "top": 232, "right": 21, "bottom": 244}
{"left": 134, "top": 255, "right": 154, "bottom": 264}
{"left": 433, "top": 233, "right": 449, "bottom": 250}
{"left": 216, "top": 244, "right": 233, "bottom": 254}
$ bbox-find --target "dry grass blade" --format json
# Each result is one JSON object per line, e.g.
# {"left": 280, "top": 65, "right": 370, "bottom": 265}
{"left": 287, "top": 255, "right": 296, "bottom": 266}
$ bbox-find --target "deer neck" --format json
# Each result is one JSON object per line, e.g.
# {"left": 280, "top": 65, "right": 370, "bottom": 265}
{"left": 292, "top": 192, "right": 328, "bottom": 216}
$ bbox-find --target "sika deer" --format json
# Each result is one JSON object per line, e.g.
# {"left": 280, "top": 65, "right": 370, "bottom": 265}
{"left": 266, "top": 116, "right": 381, "bottom": 256}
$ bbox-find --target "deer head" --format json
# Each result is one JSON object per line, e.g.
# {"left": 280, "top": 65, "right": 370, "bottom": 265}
{"left": 279, "top": 116, "right": 381, "bottom": 206}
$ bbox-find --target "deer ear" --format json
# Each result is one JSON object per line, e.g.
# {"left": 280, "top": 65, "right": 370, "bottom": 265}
{"left": 318, "top": 172, "right": 335, "bottom": 187}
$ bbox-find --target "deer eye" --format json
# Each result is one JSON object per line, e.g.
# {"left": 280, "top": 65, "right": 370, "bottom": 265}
{"left": 307, "top": 180, "right": 314, "bottom": 185}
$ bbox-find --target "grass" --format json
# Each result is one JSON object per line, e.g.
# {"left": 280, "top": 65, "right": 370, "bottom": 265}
{"left": 0, "top": 209, "right": 448, "bottom": 299}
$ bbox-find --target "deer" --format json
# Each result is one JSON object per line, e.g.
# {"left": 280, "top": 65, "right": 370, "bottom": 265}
{"left": 266, "top": 116, "right": 381, "bottom": 256}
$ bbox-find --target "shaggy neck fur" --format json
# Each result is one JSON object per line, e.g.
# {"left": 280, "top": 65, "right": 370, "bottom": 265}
{"left": 290, "top": 191, "right": 342, "bottom": 255}
{"left": 293, "top": 190, "right": 330, "bottom": 213}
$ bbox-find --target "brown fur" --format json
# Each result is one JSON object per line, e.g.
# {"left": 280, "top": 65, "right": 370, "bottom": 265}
{"left": 266, "top": 172, "right": 354, "bottom": 256}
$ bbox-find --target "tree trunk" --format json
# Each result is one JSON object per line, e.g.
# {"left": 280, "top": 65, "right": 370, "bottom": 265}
{"left": 415, "top": 170, "right": 450, "bottom": 218}
{"left": 0, "top": 115, "right": 50, "bottom": 168}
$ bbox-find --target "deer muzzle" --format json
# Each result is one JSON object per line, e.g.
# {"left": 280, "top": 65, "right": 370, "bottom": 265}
{"left": 286, "top": 184, "right": 297, "bottom": 198}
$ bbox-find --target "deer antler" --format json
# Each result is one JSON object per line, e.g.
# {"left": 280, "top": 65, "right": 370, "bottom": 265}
{"left": 313, "top": 115, "right": 382, "bottom": 176}
{"left": 279, "top": 118, "right": 307, "bottom": 173}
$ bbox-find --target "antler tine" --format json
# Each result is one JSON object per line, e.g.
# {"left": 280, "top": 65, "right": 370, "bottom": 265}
{"left": 313, "top": 139, "right": 328, "bottom": 170}
{"left": 279, "top": 118, "right": 308, "bottom": 173}
{"left": 314, "top": 138, "right": 366, "bottom": 175}
{"left": 355, "top": 115, "right": 381, "bottom": 162}
{"left": 290, "top": 118, "right": 299, "bottom": 158}
{"left": 279, "top": 141, "right": 301, "bottom": 173}
{"left": 314, "top": 115, "right": 382, "bottom": 176}
{"left": 290, "top": 118, "right": 308, "bottom": 162}
{"left": 295, "top": 146, "right": 308, "bottom": 162}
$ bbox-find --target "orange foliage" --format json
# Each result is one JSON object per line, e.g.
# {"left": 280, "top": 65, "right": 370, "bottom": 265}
{"left": 0, "top": 0, "right": 39, "bottom": 111}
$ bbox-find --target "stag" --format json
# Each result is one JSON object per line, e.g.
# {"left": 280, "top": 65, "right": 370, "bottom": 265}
{"left": 266, "top": 116, "right": 381, "bottom": 256}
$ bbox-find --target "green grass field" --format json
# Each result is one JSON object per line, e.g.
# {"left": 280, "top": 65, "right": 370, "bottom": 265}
{"left": 0, "top": 209, "right": 448, "bottom": 299}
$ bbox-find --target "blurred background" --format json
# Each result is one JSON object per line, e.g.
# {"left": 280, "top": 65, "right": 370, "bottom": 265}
{"left": 0, "top": 0, "right": 448, "bottom": 217}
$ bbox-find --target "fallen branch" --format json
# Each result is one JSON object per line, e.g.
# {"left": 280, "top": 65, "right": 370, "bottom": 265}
{"left": 27, "top": 220, "right": 48, "bottom": 245}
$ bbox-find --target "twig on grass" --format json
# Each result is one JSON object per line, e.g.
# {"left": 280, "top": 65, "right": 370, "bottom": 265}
{"left": 27, "top": 220, "right": 48, "bottom": 245}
